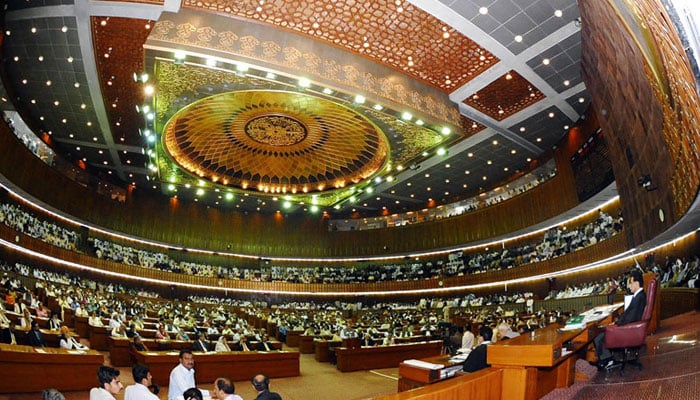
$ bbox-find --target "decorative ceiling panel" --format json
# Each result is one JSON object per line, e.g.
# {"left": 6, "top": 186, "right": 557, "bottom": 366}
{"left": 92, "top": 16, "right": 154, "bottom": 146}
{"left": 462, "top": 70, "right": 545, "bottom": 120}
{"left": 162, "top": 90, "right": 389, "bottom": 195}
{"left": 182, "top": 0, "right": 498, "bottom": 92}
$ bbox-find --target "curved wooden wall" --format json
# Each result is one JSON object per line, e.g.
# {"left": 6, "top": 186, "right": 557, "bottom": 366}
{"left": 0, "top": 222, "right": 629, "bottom": 296}
{"left": 0, "top": 120, "right": 580, "bottom": 257}
{"left": 580, "top": 0, "right": 700, "bottom": 247}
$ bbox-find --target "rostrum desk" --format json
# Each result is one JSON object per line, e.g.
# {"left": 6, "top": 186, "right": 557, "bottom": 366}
{"left": 486, "top": 317, "right": 608, "bottom": 400}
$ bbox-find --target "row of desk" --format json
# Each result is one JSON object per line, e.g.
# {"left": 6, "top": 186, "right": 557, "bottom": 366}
{"left": 0, "top": 343, "right": 104, "bottom": 394}
{"left": 108, "top": 336, "right": 283, "bottom": 367}
{"left": 134, "top": 349, "right": 300, "bottom": 384}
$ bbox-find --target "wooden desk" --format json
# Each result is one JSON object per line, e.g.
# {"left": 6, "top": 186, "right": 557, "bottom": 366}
{"left": 375, "top": 368, "right": 503, "bottom": 400}
{"left": 314, "top": 339, "right": 341, "bottom": 362}
{"left": 397, "top": 355, "right": 460, "bottom": 392}
{"left": 134, "top": 350, "right": 300, "bottom": 384}
{"left": 487, "top": 320, "right": 606, "bottom": 400}
{"left": 285, "top": 330, "right": 303, "bottom": 347}
{"left": 74, "top": 315, "right": 89, "bottom": 337}
{"left": 88, "top": 325, "right": 110, "bottom": 351}
{"left": 0, "top": 343, "right": 104, "bottom": 393}
{"left": 336, "top": 340, "right": 443, "bottom": 372}
{"left": 299, "top": 335, "right": 315, "bottom": 354}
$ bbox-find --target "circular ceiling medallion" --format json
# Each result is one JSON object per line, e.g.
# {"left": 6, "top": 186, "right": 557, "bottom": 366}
{"left": 245, "top": 115, "right": 307, "bottom": 146}
{"left": 163, "top": 90, "right": 389, "bottom": 194}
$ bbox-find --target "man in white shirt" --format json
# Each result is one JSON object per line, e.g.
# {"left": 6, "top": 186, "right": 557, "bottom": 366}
{"left": 461, "top": 323, "right": 475, "bottom": 351}
{"left": 89, "top": 366, "right": 123, "bottom": 400}
{"left": 169, "top": 350, "right": 196, "bottom": 400}
{"left": 125, "top": 364, "right": 159, "bottom": 400}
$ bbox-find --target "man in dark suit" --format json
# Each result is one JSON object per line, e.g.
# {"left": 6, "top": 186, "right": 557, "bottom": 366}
{"left": 593, "top": 270, "right": 646, "bottom": 369}
{"left": 191, "top": 332, "right": 210, "bottom": 352}
{"left": 462, "top": 325, "right": 493, "bottom": 372}
{"left": 251, "top": 374, "right": 282, "bottom": 400}
{"left": 26, "top": 320, "right": 46, "bottom": 347}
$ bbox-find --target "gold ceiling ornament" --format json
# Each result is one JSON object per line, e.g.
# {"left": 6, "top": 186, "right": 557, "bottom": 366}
{"left": 162, "top": 90, "right": 389, "bottom": 195}
{"left": 181, "top": 0, "right": 497, "bottom": 92}
{"left": 148, "top": 18, "right": 463, "bottom": 126}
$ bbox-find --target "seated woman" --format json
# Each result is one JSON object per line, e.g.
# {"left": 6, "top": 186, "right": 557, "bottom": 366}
{"left": 215, "top": 335, "right": 232, "bottom": 352}
{"left": 156, "top": 324, "right": 171, "bottom": 340}
{"left": 19, "top": 307, "right": 33, "bottom": 329}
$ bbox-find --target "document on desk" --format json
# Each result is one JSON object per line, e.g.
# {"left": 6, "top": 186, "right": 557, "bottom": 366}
{"left": 403, "top": 359, "right": 445, "bottom": 370}
{"left": 579, "top": 303, "right": 624, "bottom": 324}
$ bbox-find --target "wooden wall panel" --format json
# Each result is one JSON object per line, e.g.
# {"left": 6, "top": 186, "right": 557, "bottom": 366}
{"left": 580, "top": 0, "right": 700, "bottom": 247}
{"left": 1, "top": 120, "right": 580, "bottom": 258}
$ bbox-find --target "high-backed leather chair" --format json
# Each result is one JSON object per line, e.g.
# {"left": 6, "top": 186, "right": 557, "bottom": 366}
{"left": 604, "top": 278, "right": 658, "bottom": 370}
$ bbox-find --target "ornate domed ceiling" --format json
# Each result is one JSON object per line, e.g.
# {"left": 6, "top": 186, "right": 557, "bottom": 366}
{"left": 0, "top": 0, "right": 590, "bottom": 217}
{"left": 163, "top": 90, "right": 389, "bottom": 197}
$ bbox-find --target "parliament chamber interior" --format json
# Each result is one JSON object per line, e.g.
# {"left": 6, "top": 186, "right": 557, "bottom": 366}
{"left": 1, "top": 0, "right": 699, "bottom": 399}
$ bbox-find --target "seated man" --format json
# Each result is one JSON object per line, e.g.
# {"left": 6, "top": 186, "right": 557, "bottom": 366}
{"left": 462, "top": 326, "right": 493, "bottom": 372}
{"left": 26, "top": 320, "right": 46, "bottom": 347}
{"left": 593, "top": 270, "right": 646, "bottom": 369}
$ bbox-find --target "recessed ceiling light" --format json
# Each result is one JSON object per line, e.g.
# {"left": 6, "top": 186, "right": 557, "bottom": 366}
{"left": 487, "top": 160, "right": 492, "bottom": 165}
{"left": 492, "top": 140, "right": 498, "bottom": 145}
{"left": 13, "top": 56, "right": 18, "bottom": 62}
{"left": 543, "top": 58, "right": 550, "bottom": 65}
{"left": 354, "top": 95, "right": 366, "bottom": 104}
{"left": 563, "top": 80, "right": 570, "bottom": 86}
{"left": 554, "top": 10, "right": 563, "bottom": 18}
{"left": 511, "top": 149, "right": 517, "bottom": 154}
{"left": 30, "top": 27, "right": 37, "bottom": 34}
{"left": 548, "top": 112, "right": 555, "bottom": 118}
{"left": 514, "top": 35, "right": 523, "bottom": 43}
{"left": 74, "top": 82, "right": 80, "bottom": 88}
{"left": 519, "top": 127, "right": 526, "bottom": 132}
{"left": 578, "top": 97, "right": 585, "bottom": 103}
{"left": 479, "top": 7, "right": 488, "bottom": 15}
{"left": 38, "top": 56, "right": 44, "bottom": 62}
{"left": 298, "top": 77, "right": 311, "bottom": 87}
{"left": 61, "top": 26, "right": 68, "bottom": 33}
{"left": 564, "top": 125, "right": 570, "bottom": 130}
{"left": 536, "top": 137, "right": 542, "bottom": 142}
